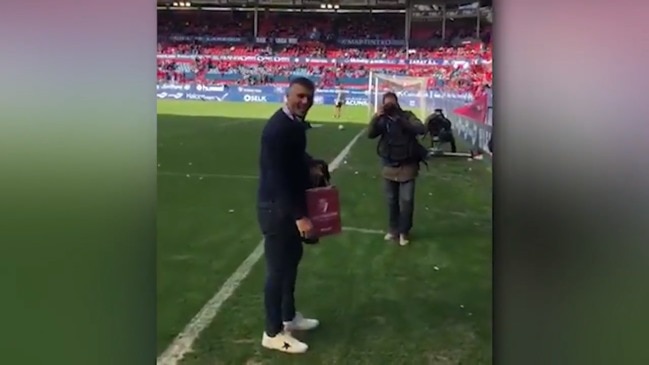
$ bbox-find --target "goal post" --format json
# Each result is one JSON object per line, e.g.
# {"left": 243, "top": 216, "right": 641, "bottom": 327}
{"left": 367, "top": 72, "right": 474, "bottom": 158}
{"left": 367, "top": 72, "right": 433, "bottom": 121}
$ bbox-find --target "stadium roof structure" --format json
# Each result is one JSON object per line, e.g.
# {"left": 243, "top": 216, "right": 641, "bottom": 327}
{"left": 158, "top": 0, "right": 490, "bottom": 8}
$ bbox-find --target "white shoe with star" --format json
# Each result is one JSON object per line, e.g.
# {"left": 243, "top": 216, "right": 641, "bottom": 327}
{"left": 261, "top": 331, "right": 308, "bottom": 354}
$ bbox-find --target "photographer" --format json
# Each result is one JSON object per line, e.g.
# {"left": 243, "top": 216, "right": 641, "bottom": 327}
{"left": 368, "top": 92, "right": 427, "bottom": 246}
{"left": 425, "top": 108, "right": 457, "bottom": 153}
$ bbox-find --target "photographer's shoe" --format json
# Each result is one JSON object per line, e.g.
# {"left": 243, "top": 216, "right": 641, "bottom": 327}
{"left": 399, "top": 234, "right": 410, "bottom": 246}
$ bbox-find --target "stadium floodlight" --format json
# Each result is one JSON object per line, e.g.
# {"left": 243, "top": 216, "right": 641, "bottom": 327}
{"left": 368, "top": 72, "right": 432, "bottom": 121}
{"left": 319, "top": 2, "right": 339, "bottom": 10}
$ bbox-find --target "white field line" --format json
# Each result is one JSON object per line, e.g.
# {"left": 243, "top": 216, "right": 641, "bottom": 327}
{"left": 157, "top": 171, "right": 258, "bottom": 180}
{"left": 342, "top": 226, "right": 384, "bottom": 235}
{"left": 156, "top": 128, "right": 366, "bottom": 365}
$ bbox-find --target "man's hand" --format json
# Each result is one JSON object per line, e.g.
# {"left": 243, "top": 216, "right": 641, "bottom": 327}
{"left": 296, "top": 217, "right": 314, "bottom": 238}
{"left": 374, "top": 105, "right": 384, "bottom": 117}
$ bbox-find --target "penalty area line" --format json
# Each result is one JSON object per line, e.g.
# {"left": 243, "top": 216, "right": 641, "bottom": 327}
{"left": 342, "top": 226, "right": 384, "bottom": 235}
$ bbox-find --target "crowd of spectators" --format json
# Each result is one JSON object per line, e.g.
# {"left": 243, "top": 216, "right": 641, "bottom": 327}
{"left": 157, "top": 9, "right": 492, "bottom": 95}
{"left": 157, "top": 10, "right": 489, "bottom": 45}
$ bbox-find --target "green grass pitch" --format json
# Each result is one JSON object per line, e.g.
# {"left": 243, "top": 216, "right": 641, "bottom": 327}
{"left": 157, "top": 100, "right": 492, "bottom": 364}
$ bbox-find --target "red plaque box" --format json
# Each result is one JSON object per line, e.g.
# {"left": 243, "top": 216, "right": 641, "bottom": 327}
{"left": 305, "top": 186, "right": 342, "bottom": 238}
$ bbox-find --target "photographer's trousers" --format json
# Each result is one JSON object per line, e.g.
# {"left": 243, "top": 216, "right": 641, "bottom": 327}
{"left": 440, "top": 131, "right": 457, "bottom": 152}
{"left": 431, "top": 130, "right": 457, "bottom": 152}
{"left": 257, "top": 201, "right": 303, "bottom": 336}
{"left": 384, "top": 178, "right": 416, "bottom": 235}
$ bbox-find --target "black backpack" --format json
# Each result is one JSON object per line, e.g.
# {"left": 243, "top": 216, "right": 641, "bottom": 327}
{"left": 377, "top": 114, "right": 429, "bottom": 169}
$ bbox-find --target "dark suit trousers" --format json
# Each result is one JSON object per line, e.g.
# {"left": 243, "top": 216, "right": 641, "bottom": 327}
{"left": 257, "top": 201, "right": 304, "bottom": 336}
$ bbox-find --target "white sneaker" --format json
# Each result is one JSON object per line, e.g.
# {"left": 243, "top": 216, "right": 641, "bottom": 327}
{"left": 384, "top": 232, "right": 397, "bottom": 241}
{"left": 283, "top": 312, "right": 320, "bottom": 331}
{"left": 399, "top": 234, "right": 410, "bottom": 246}
{"left": 261, "top": 331, "right": 308, "bottom": 354}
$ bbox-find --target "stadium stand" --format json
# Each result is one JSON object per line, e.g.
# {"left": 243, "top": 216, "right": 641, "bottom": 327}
{"left": 156, "top": 6, "right": 492, "bottom": 96}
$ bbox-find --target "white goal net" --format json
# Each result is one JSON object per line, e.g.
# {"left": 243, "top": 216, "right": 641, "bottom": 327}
{"left": 367, "top": 72, "right": 433, "bottom": 120}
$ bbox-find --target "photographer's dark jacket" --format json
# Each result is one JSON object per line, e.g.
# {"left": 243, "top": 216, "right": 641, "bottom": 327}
{"left": 368, "top": 110, "right": 426, "bottom": 182}
{"left": 425, "top": 114, "right": 452, "bottom": 136}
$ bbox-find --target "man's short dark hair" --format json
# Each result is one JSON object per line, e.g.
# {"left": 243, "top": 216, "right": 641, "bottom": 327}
{"left": 289, "top": 77, "right": 316, "bottom": 92}
{"left": 382, "top": 91, "right": 398, "bottom": 103}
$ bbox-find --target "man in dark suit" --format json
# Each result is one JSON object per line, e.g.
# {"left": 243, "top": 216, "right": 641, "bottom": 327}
{"left": 256, "top": 77, "right": 320, "bottom": 354}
